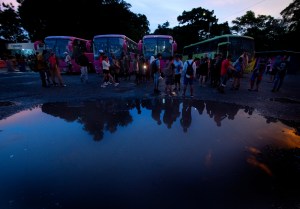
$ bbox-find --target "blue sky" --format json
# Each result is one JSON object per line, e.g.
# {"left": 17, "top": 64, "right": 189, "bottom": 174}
{"left": 126, "top": 0, "right": 293, "bottom": 32}
{"left": 2, "top": 0, "right": 294, "bottom": 32}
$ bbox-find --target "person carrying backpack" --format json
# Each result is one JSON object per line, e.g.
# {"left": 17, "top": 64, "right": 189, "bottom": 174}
{"left": 182, "top": 53, "right": 196, "bottom": 97}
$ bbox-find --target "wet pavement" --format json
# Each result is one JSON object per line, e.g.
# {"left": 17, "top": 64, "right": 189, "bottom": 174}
{"left": 0, "top": 69, "right": 300, "bottom": 209}
{"left": 0, "top": 69, "right": 300, "bottom": 122}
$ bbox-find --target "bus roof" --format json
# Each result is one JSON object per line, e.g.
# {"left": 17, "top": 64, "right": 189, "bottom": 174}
{"left": 45, "top": 36, "right": 90, "bottom": 41}
{"left": 143, "top": 35, "right": 173, "bottom": 40}
{"left": 183, "top": 34, "right": 254, "bottom": 49}
{"left": 93, "top": 34, "right": 137, "bottom": 43}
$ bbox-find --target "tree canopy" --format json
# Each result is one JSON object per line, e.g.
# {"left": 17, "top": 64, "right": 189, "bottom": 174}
{"left": 16, "top": 0, "right": 149, "bottom": 42}
{"left": 0, "top": 3, "right": 28, "bottom": 42}
{"left": 1, "top": 0, "right": 299, "bottom": 52}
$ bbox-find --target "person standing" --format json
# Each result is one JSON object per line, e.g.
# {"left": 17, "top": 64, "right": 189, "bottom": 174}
{"left": 231, "top": 57, "right": 243, "bottom": 90}
{"left": 248, "top": 57, "right": 267, "bottom": 92}
{"left": 152, "top": 53, "right": 162, "bottom": 94}
{"left": 210, "top": 53, "right": 221, "bottom": 88}
{"left": 48, "top": 52, "right": 66, "bottom": 87}
{"left": 64, "top": 52, "right": 72, "bottom": 73}
{"left": 77, "top": 51, "right": 89, "bottom": 83}
{"left": 111, "top": 54, "right": 121, "bottom": 83}
{"left": 218, "top": 54, "right": 236, "bottom": 94}
{"left": 100, "top": 55, "right": 119, "bottom": 88}
{"left": 173, "top": 54, "right": 183, "bottom": 92}
{"left": 182, "top": 53, "right": 197, "bottom": 97}
{"left": 163, "top": 56, "right": 175, "bottom": 96}
{"left": 36, "top": 52, "right": 48, "bottom": 88}
{"left": 199, "top": 56, "right": 209, "bottom": 87}
{"left": 271, "top": 56, "right": 288, "bottom": 92}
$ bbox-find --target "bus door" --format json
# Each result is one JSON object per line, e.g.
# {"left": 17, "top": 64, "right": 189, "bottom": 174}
{"left": 217, "top": 42, "right": 230, "bottom": 58}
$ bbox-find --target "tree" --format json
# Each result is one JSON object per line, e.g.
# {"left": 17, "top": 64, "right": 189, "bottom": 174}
{"left": 281, "top": 0, "right": 300, "bottom": 50}
{"left": 231, "top": 11, "right": 287, "bottom": 51}
{"left": 17, "top": 0, "right": 150, "bottom": 42}
{"left": 153, "top": 21, "right": 173, "bottom": 35}
{"left": 0, "top": 2, "right": 28, "bottom": 42}
{"left": 177, "top": 7, "right": 218, "bottom": 39}
{"left": 166, "top": 7, "right": 230, "bottom": 53}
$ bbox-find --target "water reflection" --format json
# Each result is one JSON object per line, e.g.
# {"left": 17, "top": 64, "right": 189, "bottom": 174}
{"left": 41, "top": 98, "right": 299, "bottom": 140}
{"left": 42, "top": 100, "right": 134, "bottom": 141}
{"left": 0, "top": 98, "right": 299, "bottom": 209}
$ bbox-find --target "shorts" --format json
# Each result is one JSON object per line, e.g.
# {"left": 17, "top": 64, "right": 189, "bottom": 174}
{"left": 184, "top": 76, "right": 194, "bottom": 85}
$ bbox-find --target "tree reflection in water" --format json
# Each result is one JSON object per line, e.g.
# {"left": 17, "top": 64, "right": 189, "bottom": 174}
{"left": 42, "top": 98, "right": 293, "bottom": 141}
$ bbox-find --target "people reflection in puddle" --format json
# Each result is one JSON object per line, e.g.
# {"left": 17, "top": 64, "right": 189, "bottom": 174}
{"left": 180, "top": 100, "right": 192, "bottom": 132}
{"left": 41, "top": 98, "right": 250, "bottom": 139}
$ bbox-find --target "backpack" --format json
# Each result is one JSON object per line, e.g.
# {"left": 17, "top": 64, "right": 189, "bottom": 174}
{"left": 151, "top": 59, "right": 158, "bottom": 73}
{"left": 185, "top": 61, "right": 194, "bottom": 78}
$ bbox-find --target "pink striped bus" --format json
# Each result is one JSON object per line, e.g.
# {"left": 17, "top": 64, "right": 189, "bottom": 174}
{"left": 138, "top": 35, "right": 177, "bottom": 68}
{"left": 44, "top": 36, "right": 94, "bottom": 73}
{"left": 93, "top": 34, "right": 138, "bottom": 74}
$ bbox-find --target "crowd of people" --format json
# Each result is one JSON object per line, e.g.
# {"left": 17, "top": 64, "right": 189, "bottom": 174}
{"left": 2, "top": 50, "right": 290, "bottom": 95}
{"left": 144, "top": 52, "right": 289, "bottom": 96}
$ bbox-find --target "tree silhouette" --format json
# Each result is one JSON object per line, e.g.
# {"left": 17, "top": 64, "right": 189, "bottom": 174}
{"left": 231, "top": 11, "right": 287, "bottom": 51}
{"left": 17, "top": 0, "right": 150, "bottom": 41}
{"left": 0, "top": 3, "right": 28, "bottom": 42}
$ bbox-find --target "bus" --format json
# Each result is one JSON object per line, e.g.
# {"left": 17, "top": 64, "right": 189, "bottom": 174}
{"left": 93, "top": 34, "right": 138, "bottom": 74}
{"left": 44, "top": 36, "right": 94, "bottom": 73}
{"left": 138, "top": 35, "right": 177, "bottom": 68}
{"left": 182, "top": 34, "right": 255, "bottom": 62}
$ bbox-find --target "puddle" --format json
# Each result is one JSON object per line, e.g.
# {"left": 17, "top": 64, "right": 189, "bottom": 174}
{"left": 0, "top": 98, "right": 299, "bottom": 209}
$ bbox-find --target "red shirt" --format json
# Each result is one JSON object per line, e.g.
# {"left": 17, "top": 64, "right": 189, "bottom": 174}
{"left": 220, "top": 59, "right": 231, "bottom": 76}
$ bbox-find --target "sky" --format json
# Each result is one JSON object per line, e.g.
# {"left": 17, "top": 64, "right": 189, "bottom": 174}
{"left": 1, "top": 0, "right": 294, "bottom": 32}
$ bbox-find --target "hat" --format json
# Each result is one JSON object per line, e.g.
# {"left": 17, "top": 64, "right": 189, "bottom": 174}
{"left": 64, "top": 52, "right": 68, "bottom": 55}
{"left": 99, "top": 50, "right": 104, "bottom": 53}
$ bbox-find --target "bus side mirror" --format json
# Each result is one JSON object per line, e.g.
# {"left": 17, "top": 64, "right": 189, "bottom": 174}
{"left": 34, "top": 40, "right": 44, "bottom": 50}
{"left": 123, "top": 41, "right": 127, "bottom": 53}
{"left": 86, "top": 41, "right": 92, "bottom": 52}
{"left": 172, "top": 41, "right": 177, "bottom": 52}
{"left": 138, "top": 40, "right": 143, "bottom": 53}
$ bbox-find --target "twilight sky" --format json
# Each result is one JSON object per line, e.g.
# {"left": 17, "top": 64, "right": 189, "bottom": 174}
{"left": 2, "top": 0, "right": 294, "bottom": 32}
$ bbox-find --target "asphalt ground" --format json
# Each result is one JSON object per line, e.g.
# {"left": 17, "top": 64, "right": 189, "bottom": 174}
{"left": 0, "top": 68, "right": 300, "bottom": 125}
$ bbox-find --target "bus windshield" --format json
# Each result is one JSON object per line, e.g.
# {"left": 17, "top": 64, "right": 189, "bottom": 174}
{"left": 45, "top": 38, "right": 71, "bottom": 58}
{"left": 143, "top": 37, "right": 173, "bottom": 59}
{"left": 93, "top": 34, "right": 138, "bottom": 74}
{"left": 44, "top": 36, "right": 94, "bottom": 73}
{"left": 93, "top": 37, "right": 124, "bottom": 60}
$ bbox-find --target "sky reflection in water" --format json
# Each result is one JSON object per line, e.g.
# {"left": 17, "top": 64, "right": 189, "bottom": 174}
{"left": 0, "top": 98, "right": 299, "bottom": 209}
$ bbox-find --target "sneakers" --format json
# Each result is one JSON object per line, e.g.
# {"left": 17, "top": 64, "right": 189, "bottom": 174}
{"left": 114, "top": 83, "right": 119, "bottom": 87}
{"left": 107, "top": 81, "right": 112, "bottom": 85}
{"left": 101, "top": 84, "right": 106, "bottom": 88}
